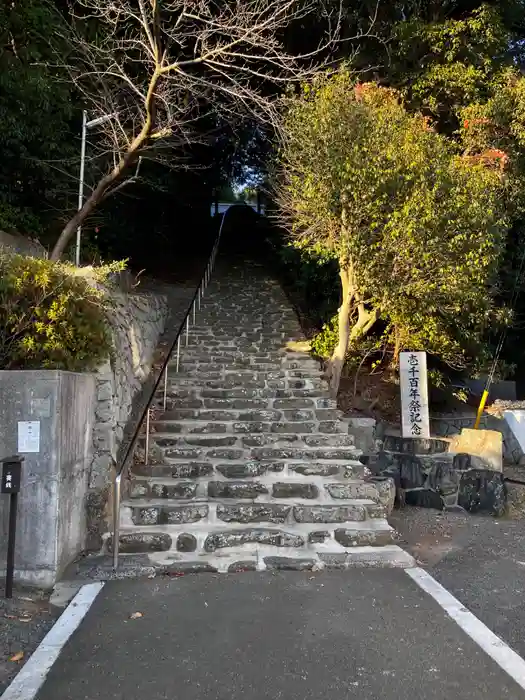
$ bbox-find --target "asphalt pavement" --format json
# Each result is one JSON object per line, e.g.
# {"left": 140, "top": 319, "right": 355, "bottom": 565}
{"left": 391, "top": 507, "right": 525, "bottom": 659}
{"left": 34, "top": 570, "right": 525, "bottom": 700}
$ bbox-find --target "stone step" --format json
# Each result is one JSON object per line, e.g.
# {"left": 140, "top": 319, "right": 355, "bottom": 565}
{"left": 250, "top": 447, "right": 361, "bottom": 461}
{"left": 162, "top": 387, "right": 332, "bottom": 400}
{"left": 175, "top": 362, "right": 296, "bottom": 372}
{"left": 167, "top": 377, "right": 328, "bottom": 391}
{"left": 121, "top": 498, "right": 385, "bottom": 527}
{"left": 130, "top": 478, "right": 374, "bottom": 505}
{"left": 182, "top": 342, "right": 294, "bottom": 353}
{"left": 129, "top": 477, "right": 381, "bottom": 502}
{"left": 113, "top": 524, "right": 398, "bottom": 554}
{"left": 153, "top": 408, "right": 342, "bottom": 422}
{"left": 161, "top": 396, "right": 332, "bottom": 408}
{"left": 176, "top": 349, "right": 312, "bottom": 360}
{"left": 132, "top": 460, "right": 367, "bottom": 480}
{"left": 145, "top": 432, "right": 355, "bottom": 451}
{"left": 186, "top": 329, "right": 298, "bottom": 339}
{"left": 188, "top": 320, "right": 298, "bottom": 327}
{"left": 168, "top": 369, "right": 323, "bottom": 380}
{"left": 143, "top": 444, "right": 361, "bottom": 464}
{"left": 178, "top": 351, "right": 318, "bottom": 366}
{"left": 109, "top": 520, "right": 402, "bottom": 565}
{"left": 180, "top": 347, "right": 321, "bottom": 370}
{"left": 186, "top": 321, "right": 294, "bottom": 327}
{"left": 173, "top": 358, "right": 320, "bottom": 370}
{"left": 182, "top": 340, "right": 299, "bottom": 350}
{"left": 165, "top": 377, "right": 323, "bottom": 390}
{"left": 151, "top": 420, "right": 347, "bottom": 435}
{"left": 158, "top": 397, "right": 336, "bottom": 411}
{"left": 108, "top": 544, "right": 412, "bottom": 573}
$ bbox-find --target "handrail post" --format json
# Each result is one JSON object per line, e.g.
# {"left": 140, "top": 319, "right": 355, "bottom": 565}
{"left": 193, "top": 299, "right": 196, "bottom": 325}
{"left": 176, "top": 336, "right": 181, "bottom": 372}
{"left": 112, "top": 474, "right": 121, "bottom": 570}
{"left": 144, "top": 408, "right": 151, "bottom": 466}
{"left": 186, "top": 315, "right": 190, "bottom": 346}
{"left": 163, "top": 366, "right": 168, "bottom": 412}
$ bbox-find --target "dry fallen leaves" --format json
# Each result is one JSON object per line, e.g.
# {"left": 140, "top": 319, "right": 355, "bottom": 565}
{"left": 9, "top": 651, "right": 24, "bottom": 663}
{"left": 129, "top": 612, "right": 143, "bottom": 620}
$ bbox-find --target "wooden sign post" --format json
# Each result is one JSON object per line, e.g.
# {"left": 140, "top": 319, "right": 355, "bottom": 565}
{"left": 400, "top": 351, "right": 430, "bottom": 439}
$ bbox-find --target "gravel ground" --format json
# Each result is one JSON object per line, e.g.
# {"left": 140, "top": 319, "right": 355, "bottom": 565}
{"left": 0, "top": 585, "right": 60, "bottom": 694}
{"left": 390, "top": 507, "right": 479, "bottom": 567}
{"left": 391, "top": 504, "right": 525, "bottom": 566}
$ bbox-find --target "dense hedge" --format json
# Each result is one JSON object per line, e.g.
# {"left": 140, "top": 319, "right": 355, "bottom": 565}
{"left": 0, "top": 253, "right": 111, "bottom": 371}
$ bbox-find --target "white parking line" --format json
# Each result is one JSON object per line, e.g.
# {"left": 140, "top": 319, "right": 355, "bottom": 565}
{"left": 407, "top": 567, "right": 525, "bottom": 691}
{"left": 1, "top": 582, "right": 104, "bottom": 700}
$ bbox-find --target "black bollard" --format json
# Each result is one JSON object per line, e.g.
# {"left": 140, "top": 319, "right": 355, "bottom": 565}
{"left": 1, "top": 456, "right": 24, "bottom": 599}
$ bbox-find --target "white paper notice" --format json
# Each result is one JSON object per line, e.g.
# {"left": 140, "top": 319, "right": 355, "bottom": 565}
{"left": 400, "top": 351, "right": 430, "bottom": 439}
{"left": 18, "top": 421, "right": 41, "bottom": 453}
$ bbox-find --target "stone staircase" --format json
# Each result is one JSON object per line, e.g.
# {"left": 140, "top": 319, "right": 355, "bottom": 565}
{"left": 112, "top": 262, "right": 413, "bottom": 572}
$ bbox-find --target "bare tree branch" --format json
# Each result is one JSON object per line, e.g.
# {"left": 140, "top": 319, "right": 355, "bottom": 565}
{"left": 49, "top": 0, "right": 377, "bottom": 260}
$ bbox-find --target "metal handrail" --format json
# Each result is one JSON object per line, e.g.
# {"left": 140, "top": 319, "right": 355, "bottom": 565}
{"left": 111, "top": 212, "right": 228, "bottom": 569}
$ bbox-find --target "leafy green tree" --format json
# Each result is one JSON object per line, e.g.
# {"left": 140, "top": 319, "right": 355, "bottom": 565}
{"left": 277, "top": 72, "right": 508, "bottom": 393}
{"left": 384, "top": 5, "right": 515, "bottom": 133}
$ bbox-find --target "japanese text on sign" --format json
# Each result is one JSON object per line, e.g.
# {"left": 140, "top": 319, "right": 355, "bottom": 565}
{"left": 400, "top": 351, "right": 430, "bottom": 439}
{"left": 17, "top": 421, "right": 40, "bottom": 453}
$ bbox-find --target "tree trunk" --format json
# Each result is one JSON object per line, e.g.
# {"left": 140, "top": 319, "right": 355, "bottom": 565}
{"left": 50, "top": 155, "right": 134, "bottom": 262}
{"left": 50, "top": 69, "right": 161, "bottom": 262}
{"left": 394, "top": 330, "right": 401, "bottom": 363}
{"left": 328, "top": 265, "right": 352, "bottom": 398}
{"left": 389, "top": 326, "right": 402, "bottom": 375}
{"left": 326, "top": 280, "right": 379, "bottom": 398}
{"left": 348, "top": 303, "right": 379, "bottom": 346}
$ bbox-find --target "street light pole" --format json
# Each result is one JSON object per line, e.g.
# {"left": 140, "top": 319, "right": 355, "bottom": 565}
{"left": 76, "top": 110, "right": 88, "bottom": 267}
{"left": 75, "top": 111, "right": 118, "bottom": 267}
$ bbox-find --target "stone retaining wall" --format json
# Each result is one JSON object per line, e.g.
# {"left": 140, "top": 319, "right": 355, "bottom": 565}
{"left": 367, "top": 436, "right": 507, "bottom": 516}
{"left": 89, "top": 290, "right": 168, "bottom": 491}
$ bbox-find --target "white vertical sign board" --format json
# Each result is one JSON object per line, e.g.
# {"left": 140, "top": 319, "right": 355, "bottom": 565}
{"left": 18, "top": 421, "right": 41, "bottom": 453}
{"left": 400, "top": 351, "right": 430, "bottom": 439}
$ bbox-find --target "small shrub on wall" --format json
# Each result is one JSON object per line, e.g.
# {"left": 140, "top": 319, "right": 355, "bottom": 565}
{"left": 0, "top": 252, "right": 111, "bottom": 371}
{"left": 310, "top": 314, "right": 338, "bottom": 358}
